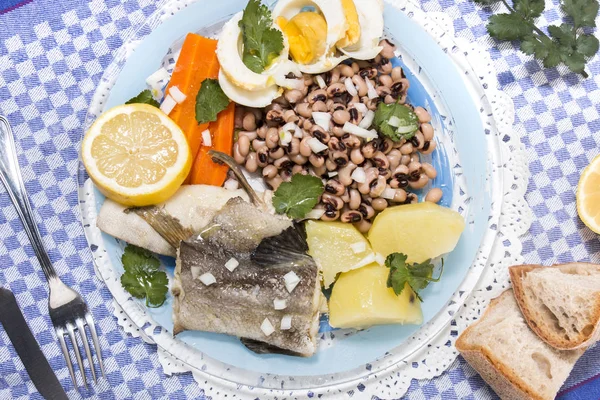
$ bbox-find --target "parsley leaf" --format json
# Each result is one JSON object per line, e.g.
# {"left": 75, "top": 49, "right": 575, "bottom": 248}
{"left": 373, "top": 103, "right": 420, "bottom": 142}
{"left": 239, "top": 0, "right": 284, "bottom": 73}
{"left": 273, "top": 174, "right": 324, "bottom": 219}
{"left": 125, "top": 90, "right": 160, "bottom": 108}
{"left": 473, "top": 0, "right": 599, "bottom": 77}
{"left": 120, "top": 245, "right": 168, "bottom": 308}
{"left": 195, "top": 79, "right": 230, "bottom": 125}
{"left": 385, "top": 253, "right": 443, "bottom": 302}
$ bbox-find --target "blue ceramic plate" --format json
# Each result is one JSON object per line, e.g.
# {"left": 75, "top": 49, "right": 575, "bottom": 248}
{"left": 82, "top": 0, "right": 492, "bottom": 379}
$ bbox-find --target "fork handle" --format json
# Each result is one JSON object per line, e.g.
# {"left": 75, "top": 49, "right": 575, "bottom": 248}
{"left": 0, "top": 116, "right": 57, "bottom": 280}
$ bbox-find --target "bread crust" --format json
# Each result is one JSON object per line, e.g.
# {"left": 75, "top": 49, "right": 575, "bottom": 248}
{"left": 456, "top": 291, "right": 545, "bottom": 400}
{"left": 509, "top": 263, "right": 600, "bottom": 350}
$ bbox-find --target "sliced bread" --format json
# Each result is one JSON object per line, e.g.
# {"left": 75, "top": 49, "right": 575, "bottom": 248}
{"left": 456, "top": 290, "right": 584, "bottom": 400}
{"left": 510, "top": 263, "right": 600, "bottom": 350}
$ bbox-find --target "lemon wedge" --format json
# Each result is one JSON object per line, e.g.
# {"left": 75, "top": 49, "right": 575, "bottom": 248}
{"left": 82, "top": 104, "right": 191, "bottom": 207}
{"left": 577, "top": 154, "right": 600, "bottom": 234}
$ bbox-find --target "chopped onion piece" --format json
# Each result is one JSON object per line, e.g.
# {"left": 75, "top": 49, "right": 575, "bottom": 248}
{"left": 397, "top": 125, "right": 417, "bottom": 134}
{"left": 294, "top": 126, "right": 304, "bottom": 138}
{"left": 279, "top": 130, "right": 293, "bottom": 146}
{"left": 381, "top": 187, "right": 397, "bottom": 200}
{"left": 350, "top": 242, "right": 367, "bottom": 254}
{"left": 146, "top": 67, "right": 170, "bottom": 87}
{"left": 191, "top": 266, "right": 201, "bottom": 280}
{"left": 201, "top": 129, "right": 212, "bottom": 147}
{"left": 307, "top": 137, "right": 328, "bottom": 154}
{"left": 351, "top": 167, "right": 366, "bottom": 183}
{"left": 224, "top": 178, "right": 239, "bottom": 191}
{"left": 388, "top": 116, "right": 401, "bottom": 128}
{"left": 199, "top": 272, "right": 216, "bottom": 286}
{"left": 280, "top": 315, "right": 292, "bottom": 330}
{"left": 160, "top": 94, "right": 177, "bottom": 115}
{"left": 284, "top": 271, "right": 301, "bottom": 293}
{"left": 345, "top": 78, "right": 358, "bottom": 96}
{"left": 280, "top": 78, "right": 305, "bottom": 91}
{"left": 374, "top": 253, "right": 386, "bottom": 266}
{"left": 261, "top": 318, "right": 275, "bottom": 336}
{"left": 354, "top": 103, "right": 368, "bottom": 114}
{"left": 274, "top": 298, "right": 288, "bottom": 310}
{"left": 316, "top": 75, "right": 326, "bottom": 89}
{"left": 305, "top": 208, "right": 325, "bottom": 220}
{"left": 312, "top": 112, "right": 331, "bottom": 132}
{"left": 343, "top": 122, "right": 378, "bottom": 140}
{"left": 359, "top": 110, "right": 375, "bottom": 129}
{"left": 224, "top": 257, "right": 239, "bottom": 272}
{"left": 282, "top": 122, "right": 298, "bottom": 133}
{"left": 328, "top": 171, "right": 338, "bottom": 177}
{"left": 366, "top": 79, "right": 378, "bottom": 99}
{"left": 286, "top": 281, "right": 299, "bottom": 293}
{"left": 168, "top": 86, "right": 187, "bottom": 104}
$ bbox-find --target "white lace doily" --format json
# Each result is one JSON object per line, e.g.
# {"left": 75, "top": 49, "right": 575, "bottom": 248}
{"left": 78, "top": 0, "right": 531, "bottom": 398}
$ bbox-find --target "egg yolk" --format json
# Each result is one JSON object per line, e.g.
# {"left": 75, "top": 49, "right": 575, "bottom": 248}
{"left": 278, "top": 12, "right": 327, "bottom": 65}
{"left": 337, "top": 0, "right": 361, "bottom": 49}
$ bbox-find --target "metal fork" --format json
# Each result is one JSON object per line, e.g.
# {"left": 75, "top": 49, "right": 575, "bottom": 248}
{"left": 0, "top": 116, "right": 105, "bottom": 389}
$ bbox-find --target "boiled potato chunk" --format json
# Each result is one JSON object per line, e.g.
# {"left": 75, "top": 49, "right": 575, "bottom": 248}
{"left": 368, "top": 202, "right": 465, "bottom": 263}
{"left": 329, "top": 264, "right": 423, "bottom": 329}
{"left": 306, "top": 220, "right": 374, "bottom": 288}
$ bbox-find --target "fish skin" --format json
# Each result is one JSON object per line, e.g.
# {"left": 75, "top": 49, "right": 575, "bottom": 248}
{"left": 172, "top": 198, "right": 321, "bottom": 357}
{"left": 96, "top": 185, "right": 249, "bottom": 256}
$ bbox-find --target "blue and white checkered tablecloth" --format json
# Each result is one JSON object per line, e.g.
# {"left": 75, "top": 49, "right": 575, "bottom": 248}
{"left": 0, "top": 0, "right": 599, "bottom": 399}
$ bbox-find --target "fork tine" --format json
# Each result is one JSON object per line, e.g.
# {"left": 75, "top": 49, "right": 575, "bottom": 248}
{"left": 86, "top": 313, "right": 105, "bottom": 378}
{"left": 56, "top": 328, "right": 77, "bottom": 389}
{"left": 76, "top": 319, "right": 97, "bottom": 384}
{"left": 66, "top": 323, "right": 88, "bottom": 389}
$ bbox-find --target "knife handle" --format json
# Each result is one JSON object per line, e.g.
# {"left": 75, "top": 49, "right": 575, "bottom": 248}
{"left": 0, "top": 116, "right": 57, "bottom": 280}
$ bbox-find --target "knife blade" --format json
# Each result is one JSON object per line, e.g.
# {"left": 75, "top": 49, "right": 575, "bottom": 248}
{"left": 0, "top": 287, "right": 68, "bottom": 400}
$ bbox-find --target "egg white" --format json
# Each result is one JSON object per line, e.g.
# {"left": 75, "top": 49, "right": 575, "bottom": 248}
{"left": 217, "top": 11, "right": 291, "bottom": 92}
{"left": 218, "top": 69, "right": 282, "bottom": 108}
{"left": 340, "top": 0, "right": 385, "bottom": 60}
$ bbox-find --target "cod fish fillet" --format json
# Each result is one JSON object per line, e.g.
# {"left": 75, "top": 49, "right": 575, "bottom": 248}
{"left": 172, "top": 197, "right": 322, "bottom": 357}
{"left": 96, "top": 185, "right": 248, "bottom": 256}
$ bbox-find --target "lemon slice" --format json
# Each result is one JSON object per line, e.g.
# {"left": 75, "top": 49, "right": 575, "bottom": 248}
{"left": 577, "top": 154, "right": 600, "bottom": 234}
{"left": 82, "top": 104, "right": 191, "bottom": 207}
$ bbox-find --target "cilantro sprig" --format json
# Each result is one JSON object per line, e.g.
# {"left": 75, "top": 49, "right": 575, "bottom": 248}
{"left": 195, "top": 79, "right": 230, "bottom": 125}
{"left": 273, "top": 174, "right": 324, "bottom": 219}
{"left": 239, "top": 0, "right": 285, "bottom": 73}
{"left": 385, "top": 253, "right": 444, "bottom": 302}
{"left": 126, "top": 90, "right": 160, "bottom": 108}
{"left": 474, "top": 0, "right": 599, "bottom": 77}
{"left": 373, "top": 103, "right": 420, "bottom": 142}
{"left": 120, "top": 245, "right": 169, "bottom": 308}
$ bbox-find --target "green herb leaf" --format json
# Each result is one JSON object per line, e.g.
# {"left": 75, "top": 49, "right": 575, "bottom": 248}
{"left": 120, "top": 245, "right": 168, "bottom": 308}
{"left": 385, "top": 253, "right": 443, "bottom": 302}
{"left": 195, "top": 79, "right": 230, "bottom": 125}
{"left": 125, "top": 90, "right": 160, "bottom": 108}
{"left": 548, "top": 24, "right": 576, "bottom": 49}
{"left": 487, "top": 14, "right": 532, "bottom": 41}
{"left": 562, "top": 0, "right": 599, "bottom": 28}
{"left": 272, "top": 174, "right": 324, "bottom": 219}
{"left": 514, "top": 0, "right": 545, "bottom": 20}
{"left": 373, "top": 103, "right": 420, "bottom": 142}
{"left": 562, "top": 51, "right": 587, "bottom": 73}
{"left": 239, "top": 0, "right": 285, "bottom": 73}
{"left": 577, "top": 34, "right": 600, "bottom": 56}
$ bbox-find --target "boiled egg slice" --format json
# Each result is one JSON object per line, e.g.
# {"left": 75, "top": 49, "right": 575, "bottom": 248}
{"left": 340, "top": 0, "right": 385, "bottom": 60}
{"left": 217, "top": 11, "right": 290, "bottom": 92}
{"left": 273, "top": 0, "right": 349, "bottom": 74}
{"left": 218, "top": 70, "right": 282, "bottom": 108}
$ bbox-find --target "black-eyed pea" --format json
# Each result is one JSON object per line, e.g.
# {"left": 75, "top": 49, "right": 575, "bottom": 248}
{"left": 266, "top": 128, "right": 279, "bottom": 149}
{"left": 291, "top": 154, "right": 309, "bottom": 165}
{"left": 421, "top": 140, "right": 437, "bottom": 155}
{"left": 425, "top": 188, "right": 443, "bottom": 203}
{"left": 284, "top": 89, "right": 304, "bottom": 104}
{"left": 354, "top": 219, "right": 372, "bottom": 234}
{"left": 378, "top": 74, "right": 393, "bottom": 88}
{"left": 379, "top": 39, "right": 396, "bottom": 59}
{"left": 252, "top": 138, "right": 267, "bottom": 151}
{"left": 351, "top": 148, "right": 365, "bottom": 165}
{"left": 274, "top": 155, "right": 293, "bottom": 170}
{"left": 392, "top": 188, "right": 407, "bottom": 203}
{"left": 266, "top": 175, "right": 283, "bottom": 191}
{"left": 325, "top": 158, "right": 338, "bottom": 171}
{"left": 421, "top": 123, "right": 434, "bottom": 141}
{"left": 351, "top": 75, "right": 368, "bottom": 97}
{"left": 309, "top": 154, "right": 325, "bottom": 168}
{"left": 387, "top": 149, "right": 402, "bottom": 170}
{"left": 263, "top": 165, "right": 278, "bottom": 179}
{"left": 233, "top": 143, "right": 245, "bottom": 165}
{"left": 400, "top": 142, "right": 414, "bottom": 155}
{"left": 340, "top": 64, "right": 354, "bottom": 77}
{"left": 414, "top": 106, "right": 431, "bottom": 123}
{"left": 349, "top": 189, "right": 362, "bottom": 210}
{"left": 358, "top": 202, "right": 375, "bottom": 219}
{"left": 400, "top": 154, "right": 411, "bottom": 165}
{"left": 333, "top": 109, "right": 351, "bottom": 125}
{"left": 371, "top": 197, "right": 389, "bottom": 211}
{"left": 245, "top": 152, "right": 258, "bottom": 173}
{"left": 325, "top": 179, "right": 346, "bottom": 196}
{"left": 296, "top": 102, "right": 312, "bottom": 118}
{"left": 338, "top": 162, "right": 357, "bottom": 186}
{"left": 422, "top": 163, "right": 437, "bottom": 179}
{"left": 409, "top": 174, "right": 429, "bottom": 189}
{"left": 300, "top": 137, "right": 313, "bottom": 157}
{"left": 321, "top": 205, "right": 340, "bottom": 221}
{"left": 284, "top": 109, "right": 299, "bottom": 123}
{"left": 237, "top": 135, "right": 251, "bottom": 157}
{"left": 322, "top": 193, "right": 344, "bottom": 210}
{"left": 391, "top": 66, "right": 404, "bottom": 81}
{"left": 370, "top": 176, "right": 387, "bottom": 198}
{"left": 257, "top": 147, "right": 270, "bottom": 167}
{"left": 242, "top": 112, "right": 257, "bottom": 131}
{"left": 341, "top": 209, "right": 363, "bottom": 223}
{"left": 269, "top": 146, "right": 285, "bottom": 160}
{"left": 358, "top": 168, "right": 379, "bottom": 195}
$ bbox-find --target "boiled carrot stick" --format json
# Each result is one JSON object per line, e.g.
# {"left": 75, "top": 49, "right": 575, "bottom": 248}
{"left": 189, "top": 102, "right": 235, "bottom": 186}
{"left": 164, "top": 33, "right": 220, "bottom": 183}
